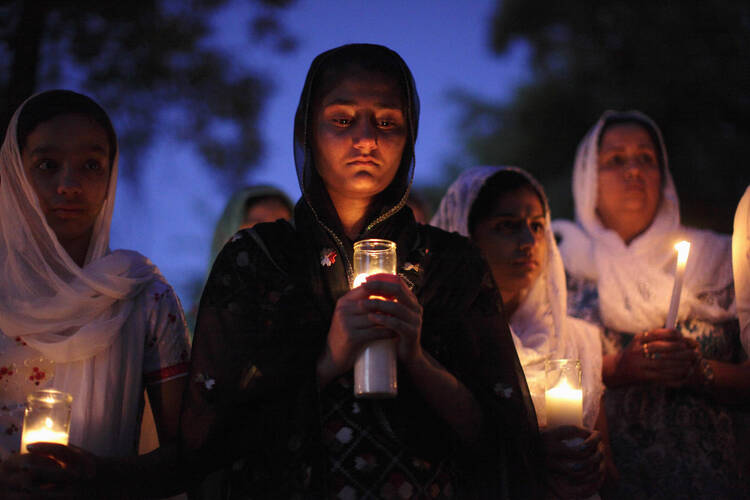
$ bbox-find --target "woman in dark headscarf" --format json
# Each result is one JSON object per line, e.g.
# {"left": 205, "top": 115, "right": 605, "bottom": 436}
{"left": 181, "top": 43, "right": 544, "bottom": 499}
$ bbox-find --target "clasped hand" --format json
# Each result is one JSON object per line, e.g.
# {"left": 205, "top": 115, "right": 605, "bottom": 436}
{"left": 617, "top": 328, "right": 699, "bottom": 387}
{"left": 318, "top": 274, "right": 423, "bottom": 384}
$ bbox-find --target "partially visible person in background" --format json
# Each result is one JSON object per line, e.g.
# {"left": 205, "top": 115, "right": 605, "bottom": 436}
{"left": 433, "top": 166, "right": 607, "bottom": 499}
{"left": 555, "top": 110, "right": 748, "bottom": 499}
{"left": 209, "top": 185, "right": 294, "bottom": 265}
{"left": 406, "top": 189, "right": 431, "bottom": 224}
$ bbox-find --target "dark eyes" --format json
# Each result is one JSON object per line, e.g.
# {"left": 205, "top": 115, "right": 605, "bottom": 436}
{"left": 329, "top": 117, "right": 400, "bottom": 129}
{"left": 602, "top": 152, "right": 658, "bottom": 169}
{"left": 494, "top": 220, "right": 545, "bottom": 235}
{"left": 35, "top": 160, "right": 104, "bottom": 172}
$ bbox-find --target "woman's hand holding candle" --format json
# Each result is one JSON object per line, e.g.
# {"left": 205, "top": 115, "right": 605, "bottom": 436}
{"left": 0, "top": 442, "right": 98, "bottom": 497}
{"left": 361, "top": 274, "right": 424, "bottom": 365}
{"left": 542, "top": 426, "right": 605, "bottom": 499}
{"left": 317, "top": 283, "right": 399, "bottom": 388}
{"left": 604, "top": 328, "right": 698, "bottom": 387}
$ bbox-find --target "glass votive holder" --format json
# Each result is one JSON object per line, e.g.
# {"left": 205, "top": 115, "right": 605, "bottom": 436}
{"left": 352, "top": 239, "right": 398, "bottom": 398}
{"left": 544, "top": 359, "right": 582, "bottom": 428}
{"left": 20, "top": 389, "right": 73, "bottom": 454}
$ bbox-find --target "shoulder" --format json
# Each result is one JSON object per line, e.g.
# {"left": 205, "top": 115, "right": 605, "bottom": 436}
{"left": 419, "top": 224, "right": 484, "bottom": 267}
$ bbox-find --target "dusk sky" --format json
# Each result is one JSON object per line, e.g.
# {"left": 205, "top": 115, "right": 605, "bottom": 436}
{"left": 109, "top": 0, "right": 531, "bottom": 306}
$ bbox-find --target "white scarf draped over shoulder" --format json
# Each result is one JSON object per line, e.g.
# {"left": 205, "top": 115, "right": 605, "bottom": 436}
{"left": 0, "top": 93, "right": 158, "bottom": 455}
{"left": 553, "top": 110, "right": 735, "bottom": 335}
{"left": 733, "top": 186, "right": 750, "bottom": 356}
{"left": 432, "top": 166, "right": 603, "bottom": 429}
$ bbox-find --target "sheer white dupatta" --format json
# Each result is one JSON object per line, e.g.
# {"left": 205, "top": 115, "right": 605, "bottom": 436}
{"left": 0, "top": 93, "right": 157, "bottom": 455}
{"left": 432, "top": 166, "right": 603, "bottom": 428}
{"left": 554, "top": 110, "right": 734, "bottom": 335}
{"left": 733, "top": 186, "right": 750, "bottom": 356}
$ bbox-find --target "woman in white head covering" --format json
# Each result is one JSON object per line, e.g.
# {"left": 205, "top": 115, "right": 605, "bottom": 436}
{"left": 0, "top": 90, "right": 190, "bottom": 496}
{"left": 554, "top": 110, "right": 747, "bottom": 498}
{"left": 433, "top": 166, "right": 606, "bottom": 499}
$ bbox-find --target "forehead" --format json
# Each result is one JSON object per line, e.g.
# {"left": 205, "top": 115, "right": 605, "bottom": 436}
{"left": 25, "top": 113, "right": 109, "bottom": 151}
{"left": 600, "top": 123, "right": 656, "bottom": 150}
{"left": 317, "top": 71, "right": 404, "bottom": 110}
{"left": 487, "top": 187, "right": 545, "bottom": 217}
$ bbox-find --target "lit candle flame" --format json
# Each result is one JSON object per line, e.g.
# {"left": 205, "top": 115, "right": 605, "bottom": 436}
{"left": 675, "top": 240, "right": 691, "bottom": 266}
{"left": 45, "top": 417, "right": 53, "bottom": 429}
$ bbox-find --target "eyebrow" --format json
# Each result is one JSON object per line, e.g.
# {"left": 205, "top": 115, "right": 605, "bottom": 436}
{"left": 600, "top": 142, "right": 655, "bottom": 152}
{"left": 30, "top": 144, "right": 108, "bottom": 156}
{"left": 489, "top": 213, "right": 546, "bottom": 220}
{"left": 322, "top": 98, "right": 403, "bottom": 111}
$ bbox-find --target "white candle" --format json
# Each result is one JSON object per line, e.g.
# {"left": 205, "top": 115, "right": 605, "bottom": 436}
{"left": 545, "top": 378, "right": 583, "bottom": 427}
{"left": 20, "top": 417, "right": 69, "bottom": 453}
{"left": 665, "top": 240, "right": 691, "bottom": 329}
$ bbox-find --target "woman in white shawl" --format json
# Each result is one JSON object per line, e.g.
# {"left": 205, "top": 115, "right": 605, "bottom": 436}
{"left": 0, "top": 90, "right": 190, "bottom": 497}
{"left": 433, "top": 166, "right": 606, "bottom": 499}
{"left": 555, "top": 110, "right": 748, "bottom": 498}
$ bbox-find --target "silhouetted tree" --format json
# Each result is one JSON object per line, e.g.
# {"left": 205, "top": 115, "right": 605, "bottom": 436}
{"left": 452, "top": 0, "right": 750, "bottom": 231}
{"left": 0, "top": 0, "right": 296, "bottom": 185}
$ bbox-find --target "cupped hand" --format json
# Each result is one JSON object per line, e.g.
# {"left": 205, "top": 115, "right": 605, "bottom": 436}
{"left": 361, "top": 274, "right": 424, "bottom": 364}
{"left": 616, "top": 328, "right": 698, "bottom": 386}
{"left": 542, "top": 425, "right": 604, "bottom": 499}
{"left": 0, "top": 442, "right": 97, "bottom": 499}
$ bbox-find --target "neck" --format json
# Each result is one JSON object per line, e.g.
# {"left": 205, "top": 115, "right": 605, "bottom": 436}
{"left": 500, "top": 287, "right": 530, "bottom": 318}
{"left": 328, "top": 191, "right": 373, "bottom": 240}
{"left": 599, "top": 212, "right": 652, "bottom": 245}
{"left": 59, "top": 232, "right": 92, "bottom": 267}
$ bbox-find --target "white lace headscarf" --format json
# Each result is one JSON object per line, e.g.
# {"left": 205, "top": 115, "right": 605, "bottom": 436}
{"left": 432, "top": 166, "right": 602, "bottom": 428}
{"left": 733, "top": 186, "right": 750, "bottom": 356}
{"left": 553, "top": 110, "right": 735, "bottom": 334}
{"left": 0, "top": 91, "right": 158, "bottom": 455}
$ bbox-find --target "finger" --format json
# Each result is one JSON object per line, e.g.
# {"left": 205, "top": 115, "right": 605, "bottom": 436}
{"left": 368, "top": 312, "right": 419, "bottom": 340}
{"left": 647, "top": 328, "right": 682, "bottom": 339}
{"left": 363, "top": 279, "right": 419, "bottom": 309}
{"left": 362, "top": 299, "right": 419, "bottom": 324}
{"left": 643, "top": 340, "right": 693, "bottom": 353}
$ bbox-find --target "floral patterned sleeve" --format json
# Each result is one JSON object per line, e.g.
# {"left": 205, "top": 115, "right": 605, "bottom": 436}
{"left": 141, "top": 278, "right": 191, "bottom": 385}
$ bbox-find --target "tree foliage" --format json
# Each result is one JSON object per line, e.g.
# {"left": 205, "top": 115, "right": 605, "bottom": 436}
{"left": 0, "top": 0, "right": 295, "bottom": 186}
{"left": 453, "top": 0, "right": 750, "bottom": 231}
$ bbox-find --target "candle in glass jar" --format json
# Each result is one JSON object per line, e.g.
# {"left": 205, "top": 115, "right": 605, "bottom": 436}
{"left": 20, "top": 389, "right": 72, "bottom": 454}
{"left": 352, "top": 239, "right": 398, "bottom": 398}
{"left": 665, "top": 240, "right": 691, "bottom": 329}
{"left": 545, "top": 359, "right": 583, "bottom": 427}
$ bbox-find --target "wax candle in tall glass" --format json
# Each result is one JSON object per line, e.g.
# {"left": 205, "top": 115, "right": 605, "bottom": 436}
{"left": 545, "top": 359, "right": 582, "bottom": 427}
{"left": 20, "top": 389, "right": 73, "bottom": 453}
{"left": 353, "top": 239, "right": 398, "bottom": 398}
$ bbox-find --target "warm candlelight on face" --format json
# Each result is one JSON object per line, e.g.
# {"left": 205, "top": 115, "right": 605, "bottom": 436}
{"left": 545, "top": 359, "right": 583, "bottom": 427}
{"left": 665, "top": 240, "right": 691, "bottom": 329}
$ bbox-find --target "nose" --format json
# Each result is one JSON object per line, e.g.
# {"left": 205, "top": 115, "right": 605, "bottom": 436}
{"left": 353, "top": 119, "right": 378, "bottom": 152}
{"left": 623, "top": 157, "right": 644, "bottom": 179}
{"left": 518, "top": 222, "right": 535, "bottom": 249}
{"left": 57, "top": 165, "right": 82, "bottom": 196}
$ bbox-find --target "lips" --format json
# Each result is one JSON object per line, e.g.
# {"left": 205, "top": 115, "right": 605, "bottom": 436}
{"left": 347, "top": 157, "right": 380, "bottom": 167}
{"left": 512, "top": 257, "right": 539, "bottom": 269}
{"left": 50, "top": 206, "right": 88, "bottom": 218}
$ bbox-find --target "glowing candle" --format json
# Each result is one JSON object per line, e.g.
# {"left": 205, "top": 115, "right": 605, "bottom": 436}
{"left": 20, "top": 389, "right": 72, "bottom": 454}
{"left": 665, "top": 240, "right": 691, "bottom": 329}
{"left": 545, "top": 359, "right": 583, "bottom": 427}
{"left": 352, "top": 239, "right": 398, "bottom": 398}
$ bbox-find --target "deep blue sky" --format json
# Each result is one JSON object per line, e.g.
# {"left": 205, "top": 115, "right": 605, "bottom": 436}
{"left": 110, "top": 0, "right": 531, "bottom": 306}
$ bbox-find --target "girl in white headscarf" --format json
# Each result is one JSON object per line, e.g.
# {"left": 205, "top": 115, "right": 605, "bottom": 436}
{"left": 555, "top": 110, "right": 748, "bottom": 498}
{"left": 433, "top": 166, "right": 606, "bottom": 499}
{"left": 0, "top": 90, "right": 190, "bottom": 497}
